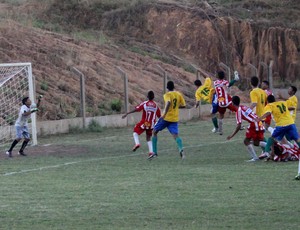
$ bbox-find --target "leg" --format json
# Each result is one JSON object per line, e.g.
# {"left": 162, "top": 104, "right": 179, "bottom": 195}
{"left": 168, "top": 122, "right": 185, "bottom": 159}
{"left": 146, "top": 130, "right": 153, "bottom": 155}
{"left": 132, "top": 124, "right": 143, "bottom": 151}
{"left": 244, "top": 138, "right": 259, "bottom": 161}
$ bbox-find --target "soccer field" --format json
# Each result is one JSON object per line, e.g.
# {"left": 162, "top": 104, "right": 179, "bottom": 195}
{"left": 0, "top": 118, "right": 300, "bottom": 229}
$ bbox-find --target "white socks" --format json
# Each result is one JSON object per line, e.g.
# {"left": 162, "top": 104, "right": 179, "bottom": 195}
{"left": 133, "top": 132, "right": 140, "bottom": 145}
{"left": 147, "top": 141, "right": 153, "bottom": 153}
{"left": 247, "top": 144, "right": 258, "bottom": 160}
{"left": 259, "top": 141, "right": 266, "bottom": 148}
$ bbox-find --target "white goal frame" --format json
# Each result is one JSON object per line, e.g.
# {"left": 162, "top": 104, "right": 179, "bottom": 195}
{"left": 0, "top": 62, "right": 37, "bottom": 147}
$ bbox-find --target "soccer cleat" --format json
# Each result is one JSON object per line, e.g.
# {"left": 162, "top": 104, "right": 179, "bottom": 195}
{"left": 180, "top": 150, "right": 185, "bottom": 159}
{"left": 18, "top": 151, "right": 27, "bottom": 156}
{"left": 295, "top": 175, "right": 300, "bottom": 180}
{"left": 148, "top": 152, "right": 157, "bottom": 160}
{"left": 212, "top": 127, "right": 218, "bottom": 133}
{"left": 259, "top": 152, "right": 270, "bottom": 160}
{"left": 132, "top": 144, "right": 140, "bottom": 152}
{"left": 246, "top": 158, "right": 259, "bottom": 162}
{"left": 6, "top": 151, "right": 12, "bottom": 158}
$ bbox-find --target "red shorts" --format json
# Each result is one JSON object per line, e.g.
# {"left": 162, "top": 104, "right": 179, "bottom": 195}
{"left": 264, "top": 114, "right": 272, "bottom": 125}
{"left": 218, "top": 103, "right": 237, "bottom": 114}
{"left": 246, "top": 126, "right": 264, "bottom": 141}
{"left": 133, "top": 121, "right": 153, "bottom": 136}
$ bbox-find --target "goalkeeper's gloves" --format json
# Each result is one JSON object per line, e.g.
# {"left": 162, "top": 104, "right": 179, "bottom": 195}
{"left": 30, "top": 108, "right": 38, "bottom": 113}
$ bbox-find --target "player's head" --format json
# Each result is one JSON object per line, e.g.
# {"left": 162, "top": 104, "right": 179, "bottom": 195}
{"left": 250, "top": 76, "right": 259, "bottom": 87}
{"left": 22, "top": 97, "right": 31, "bottom": 106}
{"left": 267, "top": 94, "right": 276, "bottom": 103}
{"left": 288, "top": 85, "right": 297, "bottom": 96}
{"left": 167, "top": 81, "right": 175, "bottom": 91}
{"left": 231, "top": 95, "right": 240, "bottom": 107}
{"left": 261, "top": 80, "right": 269, "bottom": 90}
{"left": 147, "top": 90, "right": 155, "bottom": 100}
{"left": 217, "top": 71, "right": 225, "bottom": 80}
{"left": 194, "top": 79, "right": 202, "bottom": 87}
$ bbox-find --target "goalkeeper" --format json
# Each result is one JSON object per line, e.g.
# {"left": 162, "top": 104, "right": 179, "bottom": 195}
{"left": 6, "top": 95, "right": 43, "bottom": 157}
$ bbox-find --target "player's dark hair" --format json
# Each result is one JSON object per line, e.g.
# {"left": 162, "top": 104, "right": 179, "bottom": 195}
{"left": 194, "top": 79, "right": 202, "bottom": 87}
{"left": 250, "top": 76, "right": 259, "bottom": 87}
{"left": 217, "top": 71, "right": 225, "bottom": 79}
{"left": 231, "top": 95, "right": 240, "bottom": 106}
{"left": 262, "top": 80, "right": 269, "bottom": 86}
{"left": 147, "top": 91, "right": 154, "bottom": 100}
{"left": 167, "top": 81, "right": 175, "bottom": 91}
{"left": 290, "top": 85, "right": 297, "bottom": 94}
{"left": 22, "top": 97, "right": 29, "bottom": 105}
{"left": 267, "top": 94, "right": 276, "bottom": 103}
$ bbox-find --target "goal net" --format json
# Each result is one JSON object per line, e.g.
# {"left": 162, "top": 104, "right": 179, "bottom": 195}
{"left": 0, "top": 63, "right": 37, "bottom": 149}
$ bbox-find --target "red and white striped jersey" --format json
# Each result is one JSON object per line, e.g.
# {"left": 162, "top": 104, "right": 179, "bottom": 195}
{"left": 236, "top": 105, "right": 264, "bottom": 131}
{"left": 135, "top": 100, "right": 161, "bottom": 129}
{"left": 213, "top": 79, "right": 232, "bottom": 107}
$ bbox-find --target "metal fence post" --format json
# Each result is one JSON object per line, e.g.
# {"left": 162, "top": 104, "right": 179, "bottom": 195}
{"left": 71, "top": 67, "right": 86, "bottom": 128}
{"left": 247, "top": 63, "right": 258, "bottom": 77}
{"left": 116, "top": 67, "right": 129, "bottom": 114}
{"left": 268, "top": 60, "right": 274, "bottom": 91}
{"left": 155, "top": 64, "right": 168, "bottom": 94}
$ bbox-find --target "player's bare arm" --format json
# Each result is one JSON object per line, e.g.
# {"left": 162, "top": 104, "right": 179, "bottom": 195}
{"left": 258, "top": 112, "right": 271, "bottom": 122}
{"left": 162, "top": 101, "right": 171, "bottom": 119}
{"left": 227, "top": 123, "right": 242, "bottom": 140}
{"left": 122, "top": 109, "right": 137, "bottom": 119}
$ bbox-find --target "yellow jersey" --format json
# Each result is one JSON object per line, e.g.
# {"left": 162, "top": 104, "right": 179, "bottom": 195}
{"left": 195, "top": 77, "right": 214, "bottom": 103}
{"left": 286, "top": 95, "right": 298, "bottom": 121}
{"left": 163, "top": 91, "right": 186, "bottom": 122}
{"left": 263, "top": 101, "right": 294, "bottom": 126}
{"left": 250, "top": 88, "right": 267, "bottom": 117}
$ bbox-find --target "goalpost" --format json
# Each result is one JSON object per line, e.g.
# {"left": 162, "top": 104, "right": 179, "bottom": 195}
{"left": 0, "top": 63, "right": 37, "bottom": 149}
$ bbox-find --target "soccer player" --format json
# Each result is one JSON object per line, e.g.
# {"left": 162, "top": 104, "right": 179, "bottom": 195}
{"left": 227, "top": 96, "right": 266, "bottom": 162}
{"left": 261, "top": 80, "right": 273, "bottom": 129}
{"left": 6, "top": 95, "right": 42, "bottom": 157}
{"left": 122, "top": 91, "right": 161, "bottom": 156}
{"left": 148, "top": 81, "right": 186, "bottom": 160}
{"left": 213, "top": 70, "right": 239, "bottom": 135}
{"left": 250, "top": 76, "right": 267, "bottom": 118}
{"left": 257, "top": 95, "right": 300, "bottom": 179}
{"left": 278, "top": 85, "right": 298, "bottom": 122}
{"left": 194, "top": 69, "right": 218, "bottom": 132}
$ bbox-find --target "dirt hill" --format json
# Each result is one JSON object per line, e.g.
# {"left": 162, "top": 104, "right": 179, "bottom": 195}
{"left": 0, "top": 0, "right": 299, "bottom": 121}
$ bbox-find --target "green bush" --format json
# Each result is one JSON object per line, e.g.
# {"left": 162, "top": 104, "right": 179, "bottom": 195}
{"left": 87, "top": 119, "right": 103, "bottom": 132}
{"left": 110, "top": 99, "right": 122, "bottom": 112}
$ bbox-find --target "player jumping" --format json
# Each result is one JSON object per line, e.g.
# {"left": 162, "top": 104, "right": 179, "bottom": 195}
{"left": 6, "top": 95, "right": 42, "bottom": 157}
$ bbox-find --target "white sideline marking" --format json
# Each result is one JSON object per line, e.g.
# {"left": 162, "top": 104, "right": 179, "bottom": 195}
{"left": 3, "top": 139, "right": 241, "bottom": 176}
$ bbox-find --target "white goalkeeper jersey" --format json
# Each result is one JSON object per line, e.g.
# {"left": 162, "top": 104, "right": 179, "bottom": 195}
{"left": 15, "top": 105, "right": 31, "bottom": 127}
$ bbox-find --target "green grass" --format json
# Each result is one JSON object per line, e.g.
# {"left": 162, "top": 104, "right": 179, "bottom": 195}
{"left": 1, "top": 118, "right": 300, "bottom": 229}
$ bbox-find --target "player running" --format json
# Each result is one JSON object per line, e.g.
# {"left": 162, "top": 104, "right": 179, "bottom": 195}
{"left": 148, "top": 81, "right": 186, "bottom": 160}
{"left": 122, "top": 91, "right": 161, "bottom": 156}
{"left": 227, "top": 96, "right": 266, "bottom": 162}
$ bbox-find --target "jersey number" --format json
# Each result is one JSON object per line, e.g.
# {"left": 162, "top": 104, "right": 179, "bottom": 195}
{"left": 172, "top": 98, "right": 177, "bottom": 109}
{"left": 201, "top": 88, "right": 210, "bottom": 96}
{"left": 276, "top": 103, "right": 286, "bottom": 114}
